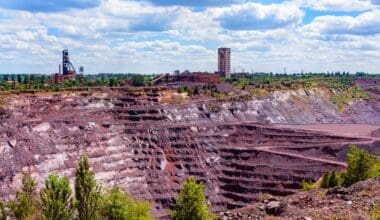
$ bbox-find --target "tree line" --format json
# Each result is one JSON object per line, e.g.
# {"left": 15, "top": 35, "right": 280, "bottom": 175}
{"left": 0, "top": 74, "right": 151, "bottom": 91}
{"left": 0, "top": 156, "right": 214, "bottom": 220}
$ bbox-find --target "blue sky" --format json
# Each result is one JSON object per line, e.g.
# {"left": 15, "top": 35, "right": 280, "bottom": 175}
{"left": 0, "top": 0, "right": 379, "bottom": 74}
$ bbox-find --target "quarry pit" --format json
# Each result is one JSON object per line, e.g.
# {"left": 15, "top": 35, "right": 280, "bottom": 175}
{"left": 0, "top": 80, "right": 379, "bottom": 218}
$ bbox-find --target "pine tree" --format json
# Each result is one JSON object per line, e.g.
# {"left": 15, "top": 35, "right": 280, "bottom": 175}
{"left": 8, "top": 173, "right": 39, "bottom": 220}
{"left": 343, "top": 145, "right": 376, "bottom": 187}
{"left": 75, "top": 155, "right": 102, "bottom": 220}
{"left": 101, "top": 187, "right": 152, "bottom": 220}
{"left": 320, "top": 171, "right": 330, "bottom": 188}
{"left": 40, "top": 173, "right": 75, "bottom": 220}
{"left": 170, "top": 176, "right": 214, "bottom": 220}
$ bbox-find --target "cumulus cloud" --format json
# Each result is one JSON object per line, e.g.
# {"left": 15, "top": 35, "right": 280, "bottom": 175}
{"left": 304, "top": 10, "right": 380, "bottom": 35}
{"left": 301, "top": 0, "right": 374, "bottom": 11}
{"left": 215, "top": 3, "right": 303, "bottom": 30}
{"left": 0, "top": 0, "right": 101, "bottom": 12}
{"left": 128, "top": 10, "right": 182, "bottom": 32}
{"left": 0, "top": 0, "right": 380, "bottom": 73}
{"left": 134, "top": 0, "right": 243, "bottom": 6}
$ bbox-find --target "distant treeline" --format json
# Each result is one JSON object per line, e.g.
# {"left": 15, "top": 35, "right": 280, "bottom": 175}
{"left": 0, "top": 72, "right": 378, "bottom": 91}
{"left": 0, "top": 73, "right": 153, "bottom": 91}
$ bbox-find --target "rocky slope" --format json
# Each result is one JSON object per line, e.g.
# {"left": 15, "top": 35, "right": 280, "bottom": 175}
{"left": 218, "top": 177, "right": 380, "bottom": 220}
{"left": 0, "top": 81, "right": 379, "bottom": 218}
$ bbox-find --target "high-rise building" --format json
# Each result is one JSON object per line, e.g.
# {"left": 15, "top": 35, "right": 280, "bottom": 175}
{"left": 218, "top": 47, "right": 231, "bottom": 78}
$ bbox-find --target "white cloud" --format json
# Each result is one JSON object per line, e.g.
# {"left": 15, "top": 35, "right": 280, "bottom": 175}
{"left": 300, "top": 0, "right": 374, "bottom": 11}
{"left": 213, "top": 2, "right": 304, "bottom": 30}
{"left": 304, "top": 10, "right": 380, "bottom": 35}
{"left": 0, "top": 0, "right": 380, "bottom": 74}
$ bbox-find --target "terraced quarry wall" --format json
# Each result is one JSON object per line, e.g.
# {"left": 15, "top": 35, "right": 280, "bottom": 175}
{"left": 0, "top": 84, "right": 379, "bottom": 218}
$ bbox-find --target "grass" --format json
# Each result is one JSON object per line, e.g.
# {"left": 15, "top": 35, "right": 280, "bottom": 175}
{"left": 330, "top": 86, "right": 369, "bottom": 111}
{"left": 250, "top": 88, "right": 270, "bottom": 100}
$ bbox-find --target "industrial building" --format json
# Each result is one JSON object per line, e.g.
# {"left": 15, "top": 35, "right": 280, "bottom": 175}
{"left": 218, "top": 47, "right": 231, "bottom": 79}
{"left": 152, "top": 72, "right": 220, "bottom": 85}
{"left": 54, "top": 49, "right": 77, "bottom": 84}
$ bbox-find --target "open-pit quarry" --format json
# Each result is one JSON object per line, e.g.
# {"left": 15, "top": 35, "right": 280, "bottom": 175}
{"left": 0, "top": 79, "right": 379, "bottom": 218}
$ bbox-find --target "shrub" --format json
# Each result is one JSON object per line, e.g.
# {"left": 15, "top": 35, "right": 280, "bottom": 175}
{"left": 170, "top": 177, "right": 214, "bottom": 220}
{"left": 343, "top": 145, "right": 377, "bottom": 187}
{"left": 320, "top": 172, "right": 330, "bottom": 188}
{"left": 101, "top": 187, "right": 152, "bottom": 220}
{"left": 369, "top": 161, "right": 380, "bottom": 178}
{"left": 328, "top": 171, "right": 340, "bottom": 187}
{"left": 300, "top": 180, "right": 314, "bottom": 191}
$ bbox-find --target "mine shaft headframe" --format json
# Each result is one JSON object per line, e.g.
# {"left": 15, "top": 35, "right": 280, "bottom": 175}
{"left": 62, "top": 49, "right": 77, "bottom": 75}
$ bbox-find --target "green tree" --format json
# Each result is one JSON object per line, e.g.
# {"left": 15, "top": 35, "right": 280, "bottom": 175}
{"left": 23, "top": 75, "right": 30, "bottom": 86}
{"left": 8, "top": 173, "right": 39, "bottom": 220}
{"left": 17, "top": 75, "right": 22, "bottom": 84}
{"left": 131, "top": 75, "right": 145, "bottom": 87}
{"left": 40, "top": 173, "right": 75, "bottom": 220}
{"left": 343, "top": 145, "right": 376, "bottom": 187}
{"left": 101, "top": 187, "right": 152, "bottom": 220}
{"left": 0, "top": 200, "right": 6, "bottom": 220}
{"left": 170, "top": 176, "right": 214, "bottom": 220}
{"left": 320, "top": 172, "right": 330, "bottom": 188}
{"left": 75, "top": 155, "right": 102, "bottom": 220}
{"left": 109, "top": 78, "right": 116, "bottom": 87}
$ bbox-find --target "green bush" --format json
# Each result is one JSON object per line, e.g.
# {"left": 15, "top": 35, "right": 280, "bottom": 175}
{"left": 320, "top": 172, "right": 330, "bottom": 188}
{"left": 300, "top": 180, "right": 314, "bottom": 191}
{"left": 101, "top": 187, "right": 152, "bottom": 220}
{"left": 328, "top": 171, "right": 340, "bottom": 187}
{"left": 343, "top": 145, "right": 377, "bottom": 187}
{"left": 170, "top": 177, "right": 214, "bottom": 220}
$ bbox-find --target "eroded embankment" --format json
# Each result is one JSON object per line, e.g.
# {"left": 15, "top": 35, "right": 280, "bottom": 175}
{"left": 0, "top": 86, "right": 379, "bottom": 218}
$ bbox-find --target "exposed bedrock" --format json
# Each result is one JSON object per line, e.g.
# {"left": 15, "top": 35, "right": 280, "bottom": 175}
{"left": 0, "top": 86, "right": 379, "bottom": 218}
